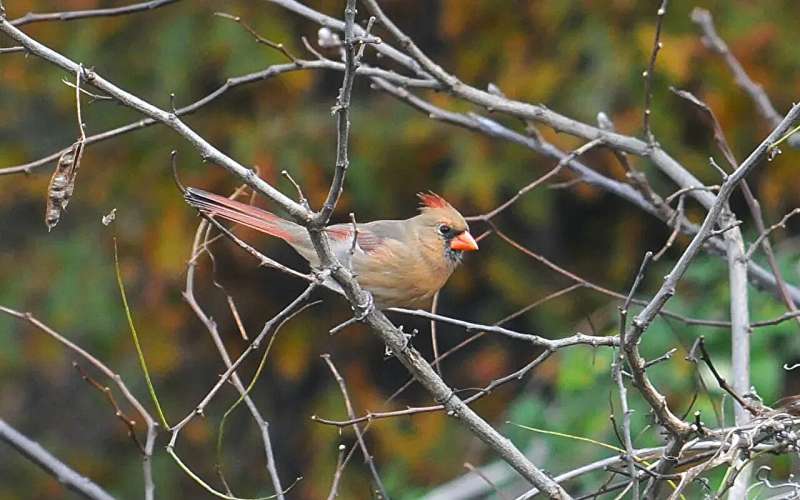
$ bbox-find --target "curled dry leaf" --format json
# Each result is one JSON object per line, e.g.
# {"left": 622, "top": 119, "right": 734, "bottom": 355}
{"left": 101, "top": 208, "right": 117, "bottom": 226}
{"left": 45, "top": 138, "right": 84, "bottom": 231}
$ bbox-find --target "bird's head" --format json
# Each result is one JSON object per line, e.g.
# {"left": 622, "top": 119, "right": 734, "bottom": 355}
{"left": 416, "top": 192, "right": 478, "bottom": 264}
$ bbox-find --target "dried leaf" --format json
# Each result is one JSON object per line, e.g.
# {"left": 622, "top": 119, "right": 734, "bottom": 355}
{"left": 45, "top": 139, "right": 84, "bottom": 231}
{"left": 101, "top": 208, "right": 117, "bottom": 226}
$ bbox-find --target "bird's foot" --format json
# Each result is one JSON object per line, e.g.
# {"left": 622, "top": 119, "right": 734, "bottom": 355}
{"left": 354, "top": 291, "right": 374, "bottom": 320}
{"left": 385, "top": 326, "right": 416, "bottom": 358}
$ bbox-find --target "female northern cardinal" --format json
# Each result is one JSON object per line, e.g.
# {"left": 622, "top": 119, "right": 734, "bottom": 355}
{"left": 185, "top": 188, "right": 478, "bottom": 309}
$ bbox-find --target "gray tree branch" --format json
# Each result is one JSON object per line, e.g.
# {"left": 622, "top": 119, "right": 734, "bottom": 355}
{"left": 0, "top": 419, "right": 116, "bottom": 500}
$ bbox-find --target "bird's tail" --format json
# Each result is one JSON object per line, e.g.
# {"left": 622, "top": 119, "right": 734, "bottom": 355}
{"left": 184, "top": 187, "right": 300, "bottom": 242}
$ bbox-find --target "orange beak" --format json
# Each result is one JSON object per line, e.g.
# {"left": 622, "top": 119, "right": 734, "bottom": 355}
{"left": 450, "top": 231, "right": 479, "bottom": 252}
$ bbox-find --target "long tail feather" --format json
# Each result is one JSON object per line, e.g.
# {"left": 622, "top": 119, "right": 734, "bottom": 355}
{"left": 184, "top": 188, "right": 297, "bottom": 241}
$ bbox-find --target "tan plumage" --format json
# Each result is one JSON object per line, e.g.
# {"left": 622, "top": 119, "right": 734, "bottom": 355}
{"left": 185, "top": 188, "right": 478, "bottom": 308}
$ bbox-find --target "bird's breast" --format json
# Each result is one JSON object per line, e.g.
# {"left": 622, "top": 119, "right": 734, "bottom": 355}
{"left": 350, "top": 239, "right": 454, "bottom": 308}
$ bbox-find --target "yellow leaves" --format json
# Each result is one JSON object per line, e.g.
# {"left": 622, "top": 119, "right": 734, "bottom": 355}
{"left": 135, "top": 317, "right": 181, "bottom": 377}
{"left": 760, "top": 149, "right": 800, "bottom": 212}
{"left": 376, "top": 410, "right": 446, "bottom": 473}
{"left": 151, "top": 207, "right": 193, "bottom": 276}
{"left": 273, "top": 324, "right": 311, "bottom": 381}
{"left": 498, "top": 59, "right": 564, "bottom": 103}
{"left": 439, "top": 0, "right": 475, "bottom": 38}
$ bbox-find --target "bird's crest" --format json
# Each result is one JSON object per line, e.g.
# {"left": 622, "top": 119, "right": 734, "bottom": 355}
{"left": 417, "top": 191, "right": 451, "bottom": 210}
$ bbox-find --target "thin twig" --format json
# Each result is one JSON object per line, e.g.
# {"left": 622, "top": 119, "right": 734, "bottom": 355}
{"left": 73, "top": 362, "right": 145, "bottom": 454}
{"left": 464, "top": 462, "right": 510, "bottom": 500}
{"left": 10, "top": 0, "right": 179, "bottom": 26}
{"left": 616, "top": 252, "right": 654, "bottom": 500}
{"left": 689, "top": 337, "right": 761, "bottom": 417}
{"left": 214, "top": 12, "right": 297, "bottom": 62}
{"left": 325, "top": 444, "right": 347, "bottom": 500}
{"left": 167, "top": 280, "right": 321, "bottom": 449}
{"left": 321, "top": 354, "right": 388, "bottom": 499}
{"left": 185, "top": 215, "right": 286, "bottom": 498}
{"left": 642, "top": 0, "right": 669, "bottom": 144}
{"left": 690, "top": 8, "right": 800, "bottom": 148}
{"left": 0, "top": 45, "right": 23, "bottom": 54}
{"left": 746, "top": 208, "right": 800, "bottom": 260}
{"left": 467, "top": 138, "right": 604, "bottom": 222}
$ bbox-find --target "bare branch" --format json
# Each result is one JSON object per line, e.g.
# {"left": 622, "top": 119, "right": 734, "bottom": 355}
{"left": 688, "top": 338, "right": 761, "bottom": 417}
{"left": 389, "top": 308, "right": 618, "bottom": 349}
{"left": 0, "top": 18, "right": 308, "bottom": 221}
{"left": 430, "top": 290, "right": 442, "bottom": 376}
{"left": 367, "top": 78, "right": 800, "bottom": 309}
{"left": 325, "top": 444, "right": 347, "bottom": 500}
{"left": 751, "top": 310, "right": 800, "bottom": 329}
{"left": 623, "top": 102, "right": 800, "bottom": 437}
{"left": 214, "top": 12, "right": 297, "bottom": 62}
{"left": 320, "top": 354, "right": 387, "bottom": 498}
{"left": 184, "top": 216, "right": 286, "bottom": 498}
{"left": 746, "top": 208, "right": 800, "bottom": 260}
{"left": 0, "top": 305, "right": 157, "bottom": 500}
{"left": 167, "top": 280, "right": 321, "bottom": 449}
{"left": 691, "top": 8, "right": 800, "bottom": 148}
{"left": 467, "top": 138, "right": 604, "bottom": 222}
{"left": 642, "top": 0, "right": 669, "bottom": 144}
{"left": 314, "top": 0, "right": 358, "bottom": 227}
{"left": 73, "top": 362, "right": 145, "bottom": 454}
{"left": 10, "top": 0, "right": 179, "bottom": 27}
{"left": 723, "top": 208, "right": 754, "bottom": 497}
{"left": 0, "top": 45, "right": 23, "bottom": 54}
{"left": 671, "top": 86, "right": 800, "bottom": 331}
{"left": 0, "top": 65, "right": 435, "bottom": 178}
{"left": 0, "top": 419, "right": 115, "bottom": 500}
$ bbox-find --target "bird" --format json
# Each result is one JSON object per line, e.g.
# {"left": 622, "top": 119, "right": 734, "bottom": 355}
{"left": 184, "top": 188, "right": 479, "bottom": 309}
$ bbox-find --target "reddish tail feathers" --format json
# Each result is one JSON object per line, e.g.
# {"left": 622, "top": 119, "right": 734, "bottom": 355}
{"left": 184, "top": 188, "right": 297, "bottom": 241}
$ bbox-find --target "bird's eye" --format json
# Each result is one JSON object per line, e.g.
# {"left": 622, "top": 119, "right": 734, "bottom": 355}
{"left": 438, "top": 224, "right": 452, "bottom": 236}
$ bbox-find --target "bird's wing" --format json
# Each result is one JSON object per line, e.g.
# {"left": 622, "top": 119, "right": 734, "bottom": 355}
{"left": 326, "top": 225, "right": 384, "bottom": 255}
{"left": 326, "top": 219, "right": 410, "bottom": 254}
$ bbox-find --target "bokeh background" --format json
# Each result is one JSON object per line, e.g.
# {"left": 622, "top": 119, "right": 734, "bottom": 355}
{"left": 2, "top": 0, "right": 800, "bottom": 498}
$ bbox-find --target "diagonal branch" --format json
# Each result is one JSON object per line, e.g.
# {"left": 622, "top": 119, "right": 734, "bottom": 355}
{"left": 184, "top": 216, "right": 286, "bottom": 499}
{"left": 296, "top": 1, "right": 571, "bottom": 496}
{"left": 0, "top": 305, "right": 157, "bottom": 500}
{"left": 0, "top": 2, "right": 570, "bottom": 494}
{"left": 690, "top": 8, "right": 800, "bottom": 148}
{"left": 0, "top": 17, "right": 308, "bottom": 222}
{"left": 10, "top": 0, "right": 180, "bottom": 27}
{"left": 0, "top": 419, "right": 116, "bottom": 500}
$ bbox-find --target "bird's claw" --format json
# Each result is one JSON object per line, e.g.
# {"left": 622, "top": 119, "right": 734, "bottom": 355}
{"left": 354, "top": 291, "right": 374, "bottom": 320}
{"left": 385, "top": 327, "right": 415, "bottom": 358}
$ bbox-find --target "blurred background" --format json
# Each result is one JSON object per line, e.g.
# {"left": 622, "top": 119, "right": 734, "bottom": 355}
{"left": 2, "top": 0, "right": 800, "bottom": 498}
